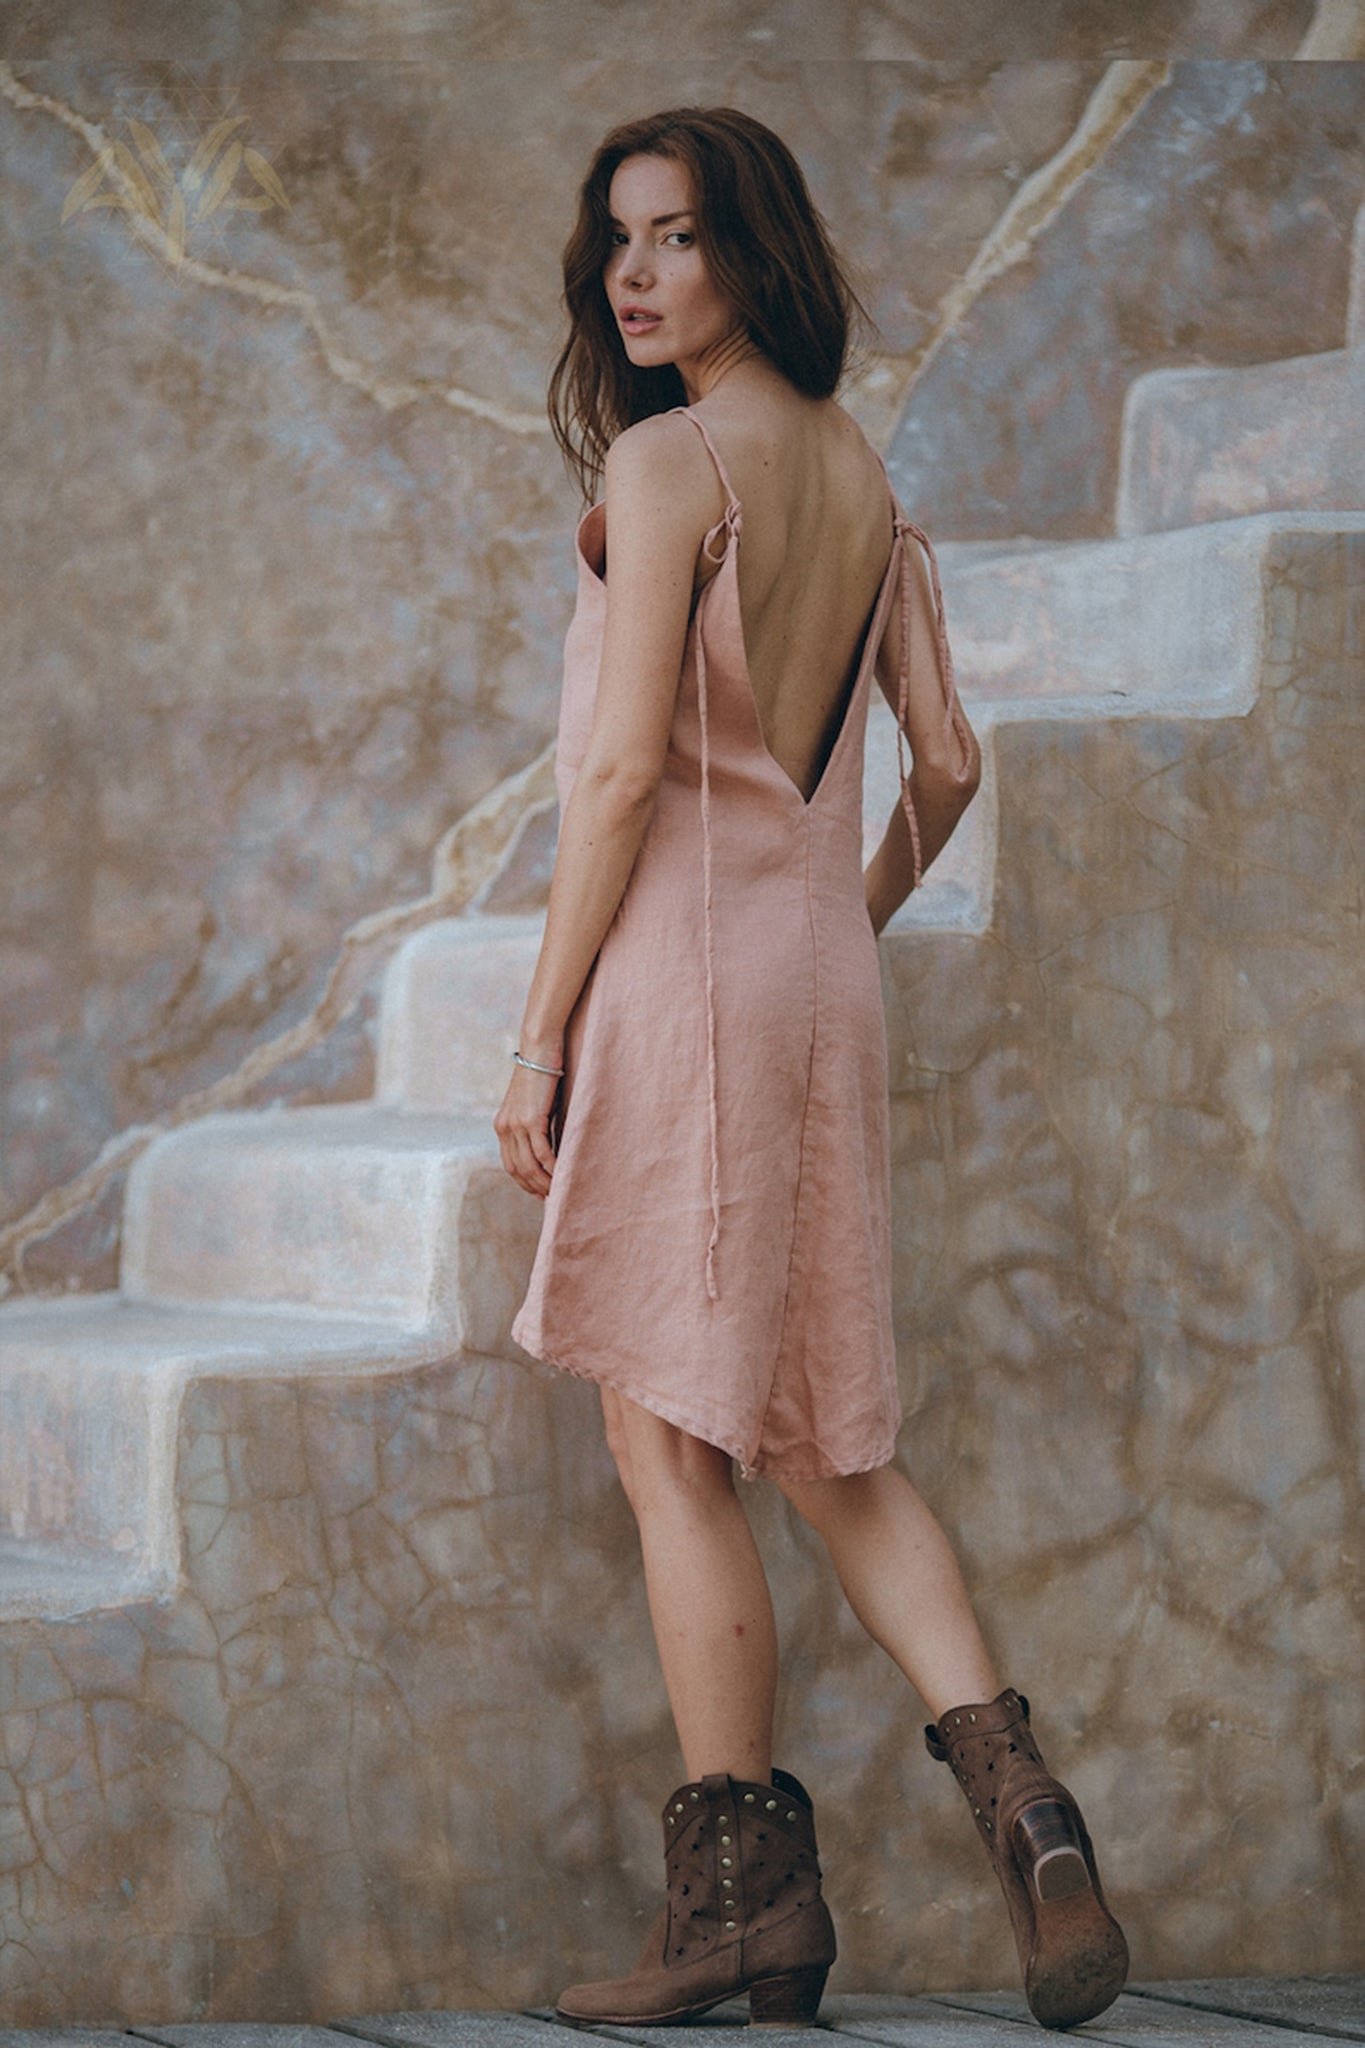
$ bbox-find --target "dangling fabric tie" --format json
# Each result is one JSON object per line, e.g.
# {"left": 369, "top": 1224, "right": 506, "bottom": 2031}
{"left": 668, "top": 405, "right": 742, "bottom": 1304}
{"left": 694, "top": 605, "right": 722, "bottom": 1301}
{"left": 693, "top": 502, "right": 740, "bottom": 1304}
{"left": 891, "top": 513, "right": 973, "bottom": 890}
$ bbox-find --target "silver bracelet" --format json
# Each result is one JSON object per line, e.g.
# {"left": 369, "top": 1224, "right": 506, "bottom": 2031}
{"left": 512, "top": 1049, "right": 565, "bottom": 1077}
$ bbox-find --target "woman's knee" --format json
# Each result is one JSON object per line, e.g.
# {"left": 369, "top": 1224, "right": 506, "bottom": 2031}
{"left": 775, "top": 1465, "right": 889, "bottom": 1535}
{"left": 773, "top": 1472, "right": 833, "bottom": 1533}
{"left": 600, "top": 1386, "right": 734, "bottom": 1517}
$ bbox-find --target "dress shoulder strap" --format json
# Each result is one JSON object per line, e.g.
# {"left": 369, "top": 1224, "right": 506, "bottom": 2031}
{"left": 669, "top": 405, "right": 742, "bottom": 518}
{"left": 664, "top": 404, "right": 734, "bottom": 1306}
{"left": 872, "top": 449, "right": 975, "bottom": 891}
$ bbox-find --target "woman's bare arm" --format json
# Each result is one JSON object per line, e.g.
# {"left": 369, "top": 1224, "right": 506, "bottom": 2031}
{"left": 495, "top": 415, "right": 721, "bottom": 1197}
{"left": 864, "top": 530, "right": 981, "bottom": 935}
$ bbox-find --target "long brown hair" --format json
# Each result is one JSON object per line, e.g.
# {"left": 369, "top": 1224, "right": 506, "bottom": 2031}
{"left": 547, "top": 106, "right": 875, "bottom": 504}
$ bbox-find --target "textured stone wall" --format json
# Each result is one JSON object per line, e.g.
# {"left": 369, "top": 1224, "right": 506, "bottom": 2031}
{"left": 2, "top": 8, "right": 1365, "bottom": 2025}
{"left": 2, "top": 531, "right": 1360, "bottom": 2026}
{"left": 3, "top": 31, "right": 1363, "bottom": 1290}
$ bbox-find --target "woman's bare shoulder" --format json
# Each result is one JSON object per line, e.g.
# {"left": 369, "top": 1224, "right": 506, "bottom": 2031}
{"left": 606, "top": 408, "right": 712, "bottom": 480}
{"left": 603, "top": 409, "right": 727, "bottom": 528}
{"left": 827, "top": 396, "right": 888, "bottom": 476}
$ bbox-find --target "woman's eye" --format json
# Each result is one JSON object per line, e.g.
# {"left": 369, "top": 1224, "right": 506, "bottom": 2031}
{"left": 608, "top": 229, "right": 693, "bottom": 248}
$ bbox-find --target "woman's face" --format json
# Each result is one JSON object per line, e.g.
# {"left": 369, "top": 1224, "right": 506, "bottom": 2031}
{"left": 603, "top": 153, "right": 743, "bottom": 373}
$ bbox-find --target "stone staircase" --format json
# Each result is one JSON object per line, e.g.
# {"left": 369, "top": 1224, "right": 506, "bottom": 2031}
{"left": 0, "top": 1017, "right": 546, "bottom": 1622}
{"left": 8, "top": 495, "right": 1353, "bottom": 1624}
{"left": 1, "top": 205, "right": 1362, "bottom": 2022}
{"left": 4, "top": 201, "right": 1365, "bottom": 1618}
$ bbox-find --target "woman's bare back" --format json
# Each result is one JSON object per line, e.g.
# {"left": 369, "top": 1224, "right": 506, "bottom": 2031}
{"left": 686, "top": 389, "right": 893, "bottom": 803}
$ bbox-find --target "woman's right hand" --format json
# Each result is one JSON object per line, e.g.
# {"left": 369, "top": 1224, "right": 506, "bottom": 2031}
{"left": 494, "top": 1059, "right": 561, "bottom": 1199}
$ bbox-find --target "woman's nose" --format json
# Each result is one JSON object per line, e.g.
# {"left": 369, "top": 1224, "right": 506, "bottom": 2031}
{"left": 614, "top": 239, "right": 652, "bottom": 287}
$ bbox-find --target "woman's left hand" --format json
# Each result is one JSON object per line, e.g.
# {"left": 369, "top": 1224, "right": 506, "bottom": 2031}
{"left": 494, "top": 1061, "right": 561, "bottom": 1199}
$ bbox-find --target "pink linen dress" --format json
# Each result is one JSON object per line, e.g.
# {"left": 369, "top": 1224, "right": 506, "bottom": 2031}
{"left": 509, "top": 405, "right": 969, "bottom": 1481}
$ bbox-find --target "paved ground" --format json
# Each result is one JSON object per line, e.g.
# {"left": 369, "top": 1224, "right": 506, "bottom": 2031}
{"left": 1, "top": 1977, "right": 1363, "bottom": 2048}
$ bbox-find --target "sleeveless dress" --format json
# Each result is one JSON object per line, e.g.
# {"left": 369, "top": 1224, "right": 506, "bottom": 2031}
{"left": 509, "top": 406, "right": 969, "bottom": 1482}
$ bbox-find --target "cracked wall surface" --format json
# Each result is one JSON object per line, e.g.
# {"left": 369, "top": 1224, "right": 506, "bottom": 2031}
{"left": 2, "top": 12, "right": 1363, "bottom": 2020}
{"left": 1, "top": 528, "right": 1360, "bottom": 2026}
{"left": 3, "top": 42, "right": 1364, "bottom": 1289}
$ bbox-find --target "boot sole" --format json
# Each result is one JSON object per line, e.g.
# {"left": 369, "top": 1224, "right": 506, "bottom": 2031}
{"left": 1026, "top": 1895, "right": 1129, "bottom": 2030}
{"left": 556, "top": 1961, "right": 829, "bottom": 2030}
{"left": 555, "top": 1992, "right": 731, "bottom": 2028}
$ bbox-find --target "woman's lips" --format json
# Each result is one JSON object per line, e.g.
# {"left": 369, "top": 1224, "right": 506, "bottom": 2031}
{"left": 621, "top": 311, "right": 662, "bottom": 332}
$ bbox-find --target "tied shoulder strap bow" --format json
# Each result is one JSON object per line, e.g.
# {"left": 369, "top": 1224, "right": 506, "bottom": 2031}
{"left": 889, "top": 510, "right": 975, "bottom": 888}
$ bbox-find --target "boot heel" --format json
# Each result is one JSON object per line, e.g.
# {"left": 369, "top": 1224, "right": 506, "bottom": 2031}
{"left": 1013, "top": 1797, "right": 1091, "bottom": 1903}
{"left": 749, "top": 1963, "right": 829, "bottom": 2027}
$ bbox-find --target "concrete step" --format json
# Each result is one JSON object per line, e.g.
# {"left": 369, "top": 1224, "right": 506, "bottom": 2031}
{"left": 0, "top": 1293, "right": 453, "bottom": 1604}
{"left": 376, "top": 913, "right": 546, "bottom": 1114}
{"left": 119, "top": 1104, "right": 542, "bottom": 1344}
{"left": 0, "top": 1533, "right": 162, "bottom": 1623}
{"left": 933, "top": 510, "right": 1347, "bottom": 716}
{"left": 1118, "top": 343, "right": 1365, "bottom": 536}
{"left": 1116, "top": 203, "right": 1365, "bottom": 535}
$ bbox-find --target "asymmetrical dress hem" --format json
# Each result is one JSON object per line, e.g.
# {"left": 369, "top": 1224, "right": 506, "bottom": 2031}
{"left": 509, "top": 404, "right": 972, "bottom": 1486}
{"left": 515, "top": 1330, "right": 902, "bottom": 1483}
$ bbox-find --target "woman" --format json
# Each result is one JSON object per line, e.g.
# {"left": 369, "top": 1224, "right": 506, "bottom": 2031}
{"left": 495, "top": 106, "right": 1127, "bottom": 2032}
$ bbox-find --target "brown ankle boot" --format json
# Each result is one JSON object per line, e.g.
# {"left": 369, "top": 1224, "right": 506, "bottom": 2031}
{"left": 925, "top": 1687, "right": 1128, "bottom": 2029}
{"left": 556, "top": 1766, "right": 836, "bottom": 2028}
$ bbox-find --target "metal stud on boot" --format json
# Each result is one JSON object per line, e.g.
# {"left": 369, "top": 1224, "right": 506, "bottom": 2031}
{"left": 556, "top": 1766, "right": 836, "bottom": 2028}
{"left": 925, "top": 1688, "right": 1128, "bottom": 2029}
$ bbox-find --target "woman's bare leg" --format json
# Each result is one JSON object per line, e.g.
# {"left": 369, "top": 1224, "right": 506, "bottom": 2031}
{"left": 777, "top": 1462, "right": 1001, "bottom": 1718}
{"left": 600, "top": 1385, "right": 777, "bottom": 1782}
